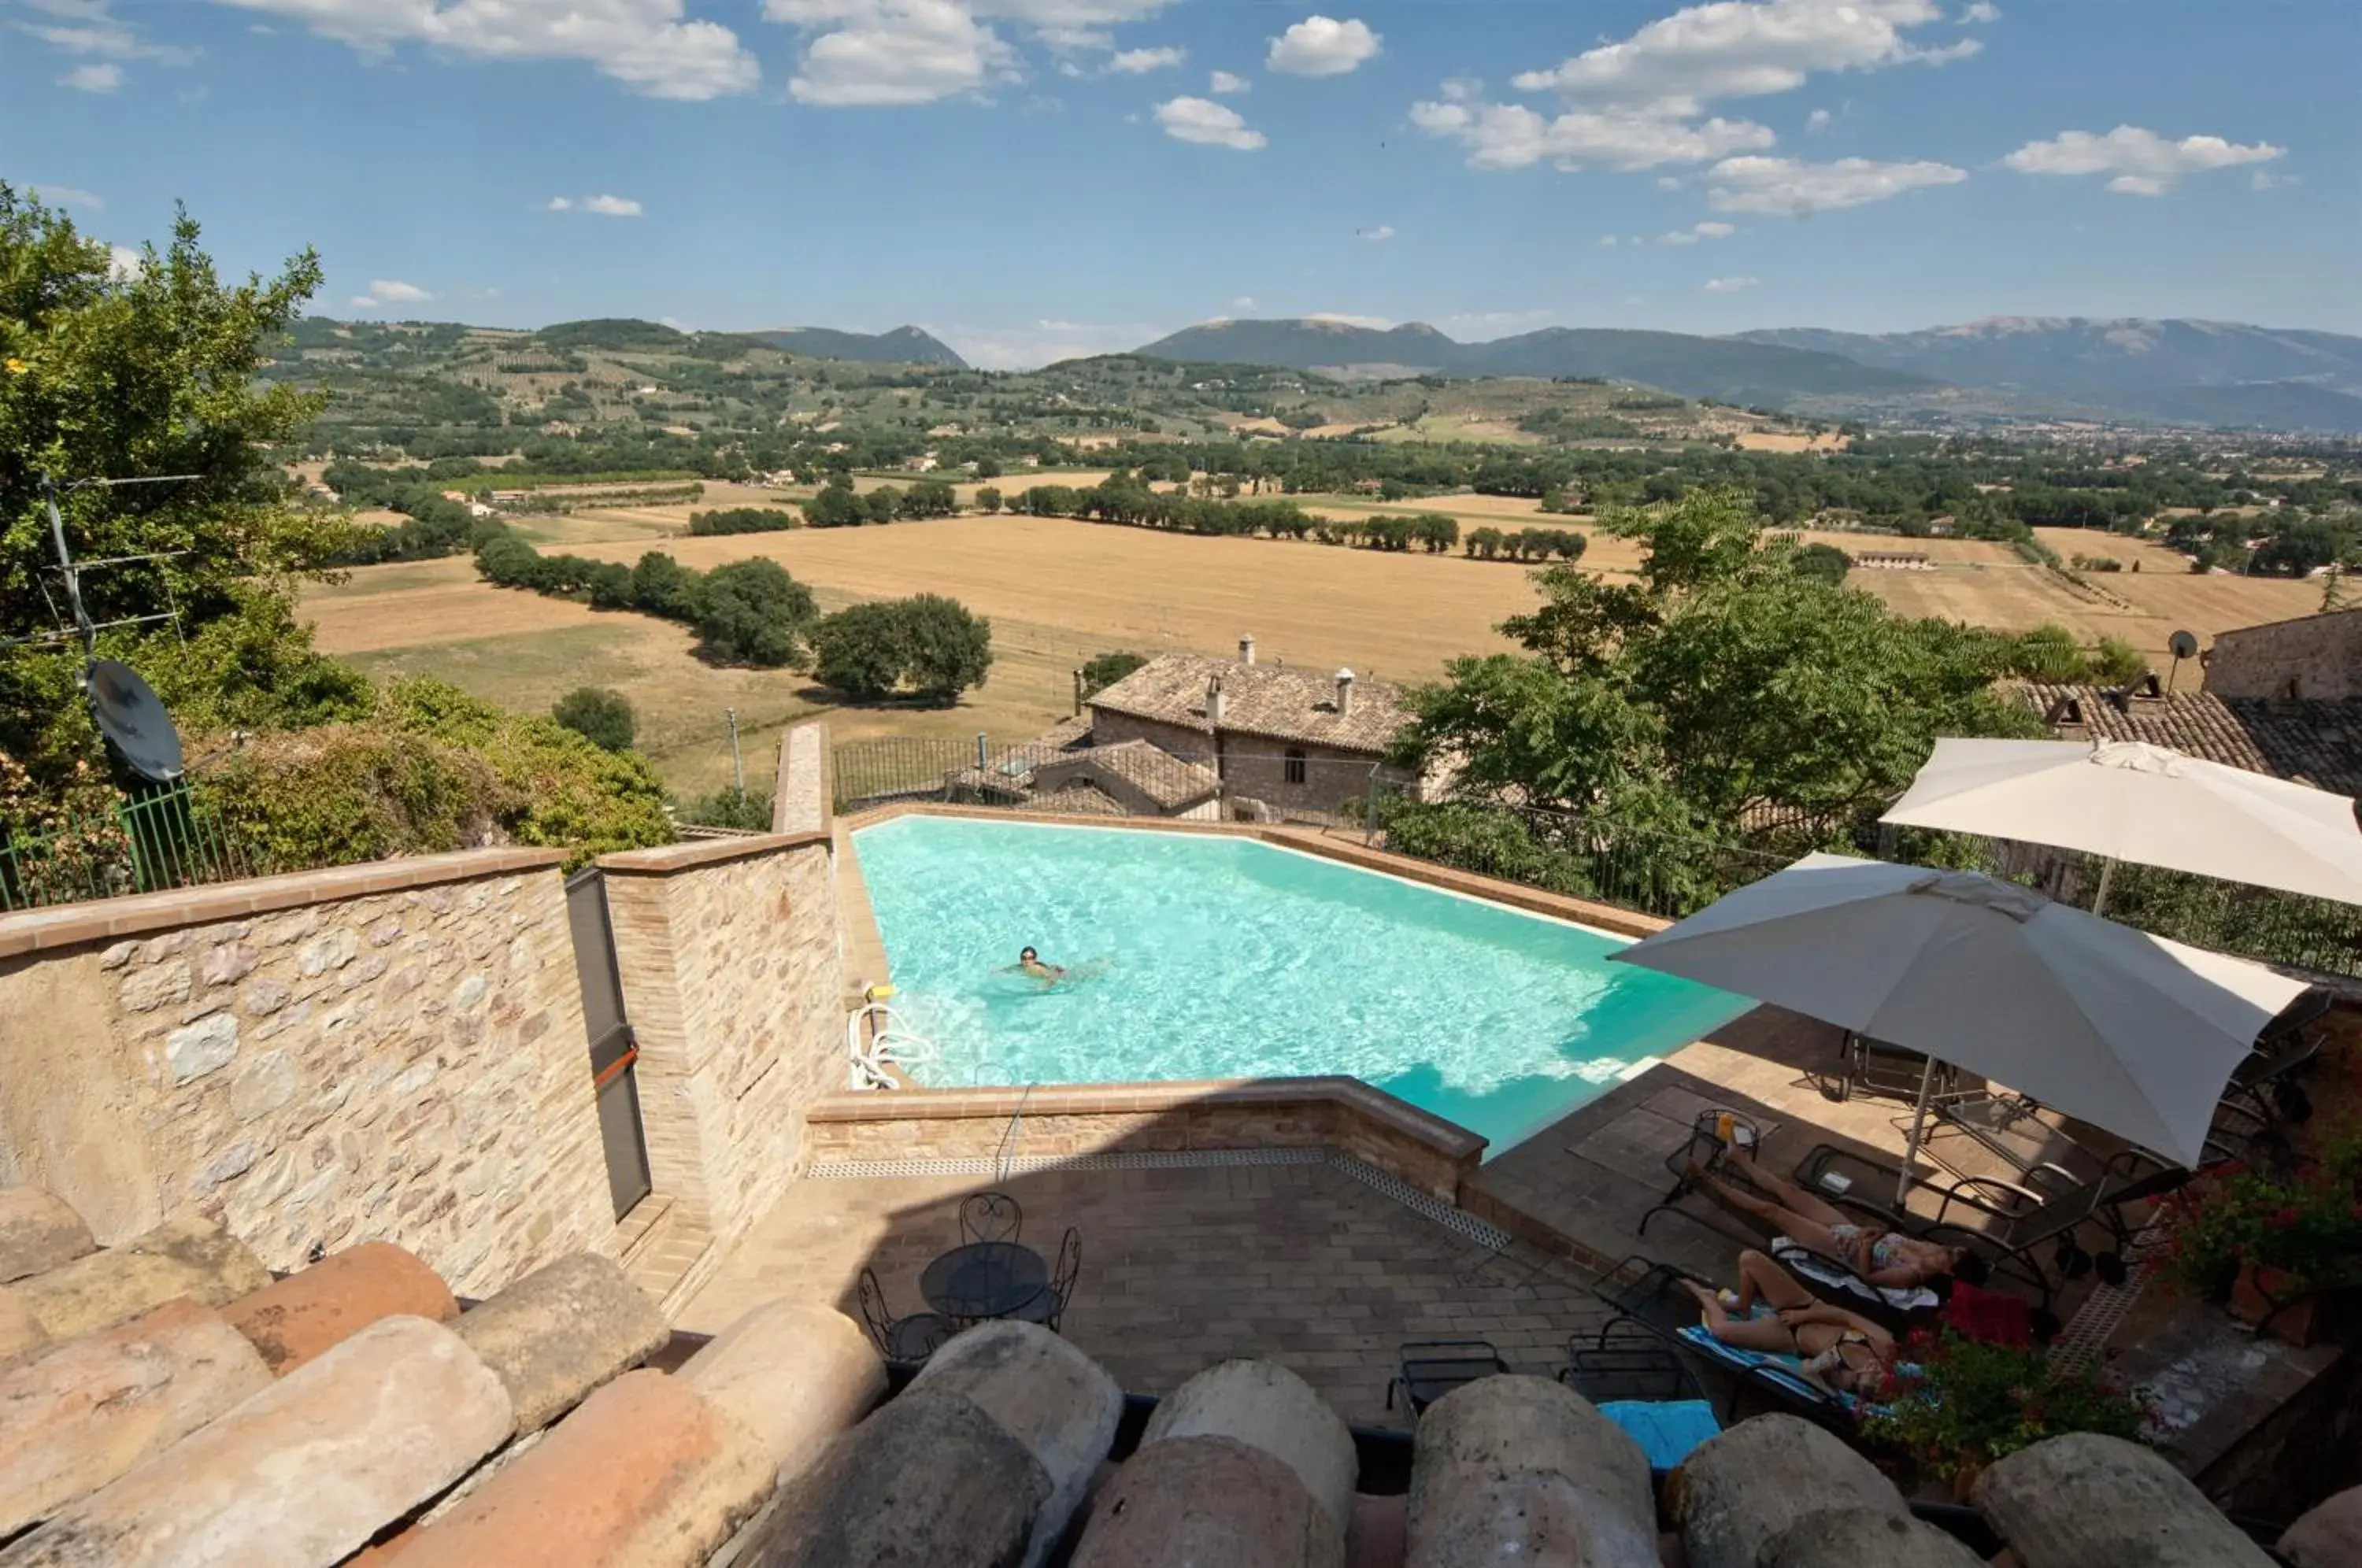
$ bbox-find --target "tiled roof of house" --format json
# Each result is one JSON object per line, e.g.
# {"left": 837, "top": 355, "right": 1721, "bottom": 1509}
{"left": 1041, "top": 740, "right": 1221, "bottom": 809}
{"left": 0, "top": 1183, "right": 2329, "bottom": 1566}
{"left": 1088, "top": 652, "right": 1414, "bottom": 754}
{"left": 2022, "top": 684, "right": 2362, "bottom": 797}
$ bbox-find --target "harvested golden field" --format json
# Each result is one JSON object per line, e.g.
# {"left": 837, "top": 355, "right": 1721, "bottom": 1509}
{"left": 303, "top": 513, "right": 1542, "bottom": 794}
{"left": 303, "top": 503, "right": 2324, "bottom": 794}
{"left": 1733, "top": 431, "right": 1849, "bottom": 453}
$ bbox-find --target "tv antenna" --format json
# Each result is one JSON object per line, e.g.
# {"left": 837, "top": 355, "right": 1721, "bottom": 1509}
{"left": 7, "top": 472, "right": 202, "bottom": 782}
{"left": 2165, "top": 629, "right": 2199, "bottom": 693}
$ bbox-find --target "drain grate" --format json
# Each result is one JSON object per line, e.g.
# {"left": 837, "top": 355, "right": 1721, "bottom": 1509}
{"left": 2045, "top": 1230, "right": 2160, "bottom": 1375}
{"left": 1324, "top": 1151, "right": 1514, "bottom": 1252}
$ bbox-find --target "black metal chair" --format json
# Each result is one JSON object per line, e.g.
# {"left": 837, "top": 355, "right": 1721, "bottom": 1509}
{"left": 856, "top": 1267, "right": 955, "bottom": 1363}
{"left": 1821, "top": 1033, "right": 1962, "bottom": 1105}
{"left": 960, "top": 1191, "right": 1023, "bottom": 1245}
{"left": 1562, "top": 1317, "right": 1707, "bottom": 1403}
{"left": 1587, "top": 1256, "right": 1859, "bottom": 1432}
{"left": 1635, "top": 1108, "right": 1763, "bottom": 1240}
{"left": 1386, "top": 1340, "right": 1509, "bottom": 1416}
{"left": 1011, "top": 1227, "right": 1082, "bottom": 1332}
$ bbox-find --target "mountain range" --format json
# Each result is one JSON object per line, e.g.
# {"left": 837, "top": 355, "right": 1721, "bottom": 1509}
{"left": 746, "top": 325, "right": 969, "bottom": 368}
{"left": 1128, "top": 316, "right": 2362, "bottom": 434}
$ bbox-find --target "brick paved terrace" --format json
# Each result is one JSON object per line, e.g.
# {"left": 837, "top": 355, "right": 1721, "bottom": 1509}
{"left": 673, "top": 1156, "right": 1614, "bottom": 1427}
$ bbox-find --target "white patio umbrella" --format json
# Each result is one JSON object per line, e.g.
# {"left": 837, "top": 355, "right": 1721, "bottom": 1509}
{"left": 1610, "top": 853, "right": 2309, "bottom": 1198}
{"left": 1882, "top": 738, "right": 2362, "bottom": 913}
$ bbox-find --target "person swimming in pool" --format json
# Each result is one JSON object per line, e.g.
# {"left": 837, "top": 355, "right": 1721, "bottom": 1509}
{"left": 1015, "top": 946, "right": 1065, "bottom": 984}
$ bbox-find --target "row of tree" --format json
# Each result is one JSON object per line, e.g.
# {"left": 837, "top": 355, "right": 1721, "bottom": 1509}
{"left": 801, "top": 476, "right": 959, "bottom": 527}
{"left": 1466, "top": 527, "right": 1586, "bottom": 562}
{"left": 688, "top": 507, "right": 802, "bottom": 537}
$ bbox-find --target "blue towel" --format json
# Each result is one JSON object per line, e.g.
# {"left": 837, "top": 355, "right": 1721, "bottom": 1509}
{"left": 1597, "top": 1400, "right": 1722, "bottom": 1468}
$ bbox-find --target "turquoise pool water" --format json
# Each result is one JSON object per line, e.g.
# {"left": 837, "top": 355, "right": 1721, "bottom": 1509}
{"left": 851, "top": 817, "right": 1750, "bottom": 1155}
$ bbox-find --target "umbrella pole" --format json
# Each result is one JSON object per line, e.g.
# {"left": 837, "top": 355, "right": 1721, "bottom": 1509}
{"left": 1897, "top": 1056, "right": 1938, "bottom": 1209}
{"left": 2092, "top": 857, "right": 2116, "bottom": 918}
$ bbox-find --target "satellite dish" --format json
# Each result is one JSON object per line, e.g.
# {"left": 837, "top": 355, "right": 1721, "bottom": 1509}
{"left": 2168, "top": 630, "right": 2200, "bottom": 660}
{"left": 83, "top": 660, "right": 183, "bottom": 782}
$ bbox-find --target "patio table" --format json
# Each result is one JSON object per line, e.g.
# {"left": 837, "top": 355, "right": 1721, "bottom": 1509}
{"left": 921, "top": 1241, "right": 1048, "bottom": 1323}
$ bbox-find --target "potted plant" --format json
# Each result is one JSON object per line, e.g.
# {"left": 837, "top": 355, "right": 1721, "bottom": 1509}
{"left": 1864, "top": 1333, "right": 2158, "bottom": 1500}
{"left": 2148, "top": 1122, "right": 2362, "bottom": 1346}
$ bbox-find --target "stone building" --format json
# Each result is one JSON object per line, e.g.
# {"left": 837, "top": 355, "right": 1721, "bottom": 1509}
{"left": 2024, "top": 681, "right": 2362, "bottom": 795}
{"left": 2204, "top": 607, "right": 2362, "bottom": 701}
{"left": 1080, "top": 637, "right": 1427, "bottom": 819}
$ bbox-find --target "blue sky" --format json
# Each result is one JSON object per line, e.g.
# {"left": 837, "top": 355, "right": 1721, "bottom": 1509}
{"left": 7, "top": 0, "right": 2356, "bottom": 367}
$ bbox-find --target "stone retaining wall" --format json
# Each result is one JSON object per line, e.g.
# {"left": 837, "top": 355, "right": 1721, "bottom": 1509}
{"left": 802, "top": 1078, "right": 1486, "bottom": 1200}
{"left": 0, "top": 852, "right": 615, "bottom": 1296}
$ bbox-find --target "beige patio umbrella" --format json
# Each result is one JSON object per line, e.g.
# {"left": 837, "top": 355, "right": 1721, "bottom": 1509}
{"left": 1882, "top": 738, "right": 2362, "bottom": 913}
{"left": 1612, "top": 854, "right": 2309, "bottom": 1197}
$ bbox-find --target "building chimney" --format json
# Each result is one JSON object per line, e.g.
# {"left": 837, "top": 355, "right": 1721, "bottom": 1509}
{"left": 1335, "top": 668, "right": 1356, "bottom": 717}
{"left": 1238, "top": 634, "right": 1257, "bottom": 666}
{"left": 1206, "top": 675, "right": 1226, "bottom": 727}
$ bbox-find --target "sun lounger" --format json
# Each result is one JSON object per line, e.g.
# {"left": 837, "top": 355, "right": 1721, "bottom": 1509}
{"left": 1587, "top": 1255, "right": 1861, "bottom": 1431}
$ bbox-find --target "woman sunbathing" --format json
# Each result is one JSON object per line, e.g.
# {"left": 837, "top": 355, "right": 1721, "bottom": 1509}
{"left": 1679, "top": 1249, "right": 1900, "bottom": 1396}
{"left": 1685, "top": 1152, "right": 1984, "bottom": 1291}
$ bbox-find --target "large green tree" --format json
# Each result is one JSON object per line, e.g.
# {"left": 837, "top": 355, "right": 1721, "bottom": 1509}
{"left": 1395, "top": 488, "right": 2042, "bottom": 834}
{"left": 694, "top": 558, "right": 816, "bottom": 668}
{"left": 1, "top": 188, "right": 359, "bottom": 783}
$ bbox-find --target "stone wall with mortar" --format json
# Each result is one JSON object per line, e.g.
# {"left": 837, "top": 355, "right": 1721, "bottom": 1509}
{"left": 0, "top": 851, "right": 616, "bottom": 1296}
{"left": 802, "top": 1078, "right": 1485, "bottom": 1200}
{"left": 598, "top": 830, "right": 844, "bottom": 1248}
{"left": 2204, "top": 609, "right": 2362, "bottom": 701}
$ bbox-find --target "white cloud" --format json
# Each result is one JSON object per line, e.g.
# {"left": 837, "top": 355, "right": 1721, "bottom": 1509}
{"left": 2002, "top": 125, "right": 2285, "bottom": 194}
{"left": 1703, "top": 276, "right": 1758, "bottom": 292}
{"left": 213, "top": 0, "right": 760, "bottom": 100}
{"left": 17, "top": 0, "right": 196, "bottom": 73}
{"left": 32, "top": 183, "right": 104, "bottom": 210}
{"left": 1107, "top": 43, "right": 1182, "bottom": 72}
{"left": 1411, "top": 97, "right": 1775, "bottom": 172}
{"left": 1706, "top": 153, "right": 1967, "bottom": 213}
{"left": 1358, "top": 224, "right": 1395, "bottom": 243}
{"left": 60, "top": 61, "right": 120, "bottom": 90}
{"left": 547, "top": 198, "right": 574, "bottom": 211}
{"left": 1305, "top": 312, "right": 1394, "bottom": 328}
{"left": 1154, "top": 94, "right": 1266, "bottom": 150}
{"left": 1509, "top": 0, "right": 1973, "bottom": 111}
{"left": 1661, "top": 219, "right": 1737, "bottom": 243}
{"left": 583, "top": 194, "right": 643, "bottom": 216}
{"left": 1266, "top": 15, "right": 1379, "bottom": 77}
{"left": 1960, "top": 2, "right": 2001, "bottom": 21}
{"left": 1599, "top": 235, "right": 1620, "bottom": 246}
{"left": 779, "top": 0, "right": 1014, "bottom": 105}
{"left": 1207, "top": 68, "right": 1248, "bottom": 94}
{"left": 2251, "top": 170, "right": 2301, "bottom": 192}
{"left": 107, "top": 244, "right": 143, "bottom": 280}
{"left": 765, "top": 0, "right": 1175, "bottom": 106}
{"left": 350, "top": 279, "right": 434, "bottom": 311}
{"left": 1805, "top": 107, "right": 1831, "bottom": 133}
{"left": 1231, "top": 295, "right": 1257, "bottom": 309}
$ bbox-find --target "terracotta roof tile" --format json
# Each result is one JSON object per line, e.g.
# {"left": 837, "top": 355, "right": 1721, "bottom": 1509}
{"left": 1088, "top": 653, "right": 1412, "bottom": 755}
{"left": 2022, "top": 685, "right": 2362, "bottom": 797}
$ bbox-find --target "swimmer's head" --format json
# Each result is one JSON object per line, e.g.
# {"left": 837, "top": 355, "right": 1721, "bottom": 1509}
{"left": 1020, "top": 947, "right": 1038, "bottom": 963}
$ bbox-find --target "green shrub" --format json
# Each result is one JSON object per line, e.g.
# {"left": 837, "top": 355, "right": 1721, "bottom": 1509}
{"left": 812, "top": 594, "right": 993, "bottom": 704}
{"left": 676, "top": 786, "right": 770, "bottom": 831}
{"left": 694, "top": 559, "right": 817, "bottom": 668}
{"left": 1080, "top": 650, "right": 1148, "bottom": 697}
{"left": 196, "top": 724, "right": 515, "bottom": 867}
{"left": 552, "top": 687, "right": 637, "bottom": 752}
{"left": 1864, "top": 1333, "right": 2155, "bottom": 1483}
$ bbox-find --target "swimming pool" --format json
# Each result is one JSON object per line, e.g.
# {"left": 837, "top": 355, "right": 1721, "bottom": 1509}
{"left": 850, "top": 816, "right": 1751, "bottom": 1154}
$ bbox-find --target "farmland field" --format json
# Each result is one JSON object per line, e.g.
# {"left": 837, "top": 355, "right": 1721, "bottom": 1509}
{"left": 305, "top": 497, "right": 2323, "bottom": 795}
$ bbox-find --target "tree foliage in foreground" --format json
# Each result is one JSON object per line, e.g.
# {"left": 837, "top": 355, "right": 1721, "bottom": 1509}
{"left": 812, "top": 594, "right": 993, "bottom": 704}
{"left": 1394, "top": 487, "right": 2047, "bottom": 836}
{"left": 0, "top": 187, "right": 361, "bottom": 789}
